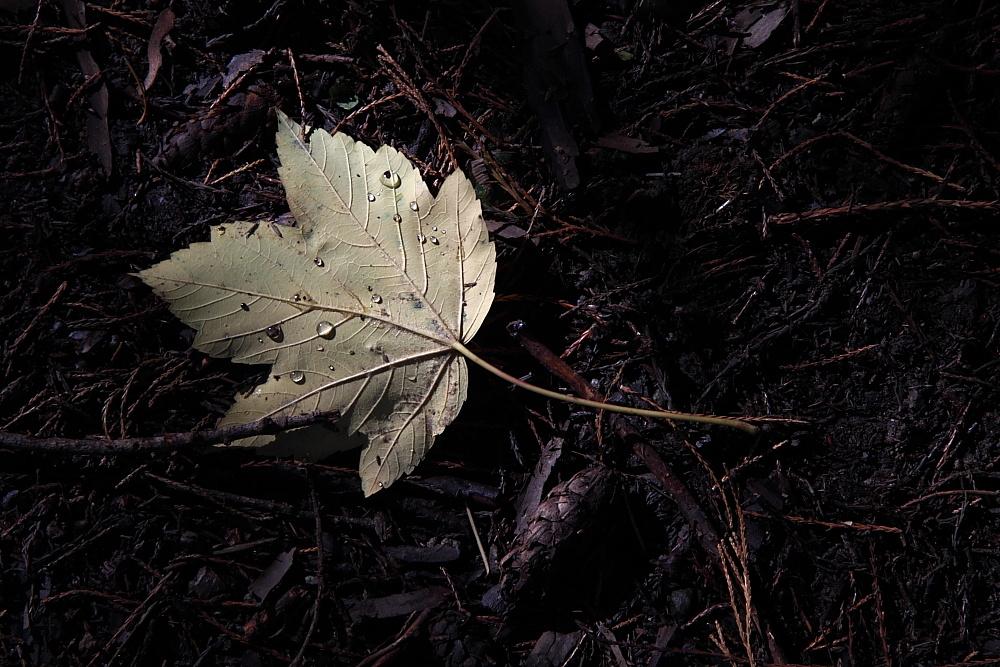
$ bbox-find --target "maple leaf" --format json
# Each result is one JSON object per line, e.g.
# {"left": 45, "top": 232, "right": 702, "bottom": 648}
{"left": 139, "top": 111, "right": 496, "bottom": 495}
{"left": 139, "top": 112, "right": 757, "bottom": 495}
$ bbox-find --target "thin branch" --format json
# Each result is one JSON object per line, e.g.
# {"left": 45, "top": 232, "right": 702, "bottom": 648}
{"left": 290, "top": 482, "right": 324, "bottom": 667}
{"left": 0, "top": 411, "right": 339, "bottom": 455}
{"left": 770, "top": 198, "right": 998, "bottom": 225}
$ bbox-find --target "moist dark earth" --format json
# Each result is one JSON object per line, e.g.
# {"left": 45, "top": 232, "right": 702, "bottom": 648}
{"left": 4, "top": 1, "right": 1000, "bottom": 665}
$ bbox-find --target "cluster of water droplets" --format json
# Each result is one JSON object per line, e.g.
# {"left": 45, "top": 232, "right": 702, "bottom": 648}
{"left": 317, "top": 320, "right": 337, "bottom": 372}
{"left": 366, "top": 171, "right": 404, "bottom": 205}
{"left": 242, "top": 168, "right": 431, "bottom": 403}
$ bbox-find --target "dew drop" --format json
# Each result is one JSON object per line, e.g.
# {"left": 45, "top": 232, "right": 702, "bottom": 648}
{"left": 367, "top": 193, "right": 376, "bottom": 202}
{"left": 240, "top": 302, "right": 250, "bottom": 311}
{"left": 392, "top": 213, "right": 402, "bottom": 223}
{"left": 315, "top": 344, "right": 324, "bottom": 352}
{"left": 377, "top": 481, "right": 384, "bottom": 488}
{"left": 316, "top": 320, "right": 336, "bottom": 338}
{"left": 379, "top": 171, "right": 402, "bottom": 188}
{"left": 371, "top": 293, "right": 383, "bottom": 304}
{"left": 289, "top": 370, "right": 305, "bottom": 384}
{"left": 257, "top": 337, "right": 264, "bottom": 343}
{"left": 431, "top": 226, "right": 438, "bottom": 232}
{"left": 223, "top": 333, "right": 230, "bottom": 340}
{"left": 409, "top": 201, "right": 419, "bottom": 211}
{"left": 429, "top": 236, "right": 439, "bottom": 245}
{"left": 265, "top": 325, "right": 283, "bottom": 342}
{"left": 314, "top": 257, "right": 324, "bottom": 267}
{"left": 417, "top": 234, "right": 426, "bottom": 244}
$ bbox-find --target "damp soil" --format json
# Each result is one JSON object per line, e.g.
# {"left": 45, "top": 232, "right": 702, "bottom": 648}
{"left": 3, "top": 1, "right": 1000, "bottom": 665}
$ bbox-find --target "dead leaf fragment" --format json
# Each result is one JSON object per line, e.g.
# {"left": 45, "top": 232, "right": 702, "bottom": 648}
{"left": 62, "top": 0, "right": 112, "bottom": 175}
{"left": 584, "top": 23, "right": 604, "bottom": 51}
{"left": 344, "top": 586, "right": 450, "bottom": 620}
{"left": 723, "top": 4, "right": 790, "bottom": 53}
{"left": 741, "top": 5, "right": 789, "bottom": 48}
{"left": 597, "top": 133, "right": 659, "bottom": 154}
{"left": 139, "top": 112, "right": 496, "bottom": 495}
{"left": 143, "top": 7, "right": 175, "bottom": 90}
{"left": 248, "top": 548, "right": 295, "bottom": 602}
{"left": 223, "top": 49, "right": 266, "bottom": 89}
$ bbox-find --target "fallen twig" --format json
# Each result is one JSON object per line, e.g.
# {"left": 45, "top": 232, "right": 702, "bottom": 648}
{"left": 770, "top": 198, "right": 1000, "bottom": 225}
{"left": 0, "top": 411, "right": 339, "bottom": 455}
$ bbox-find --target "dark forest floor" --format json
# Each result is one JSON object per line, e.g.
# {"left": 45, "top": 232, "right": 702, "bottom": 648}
{"left": 4, "top": 1, "right": 1000, "bottom": 665}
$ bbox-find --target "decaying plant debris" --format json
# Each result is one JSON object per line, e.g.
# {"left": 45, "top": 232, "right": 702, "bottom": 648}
{"left": 4, "top": 1, "right": 1000, "bottom": 665}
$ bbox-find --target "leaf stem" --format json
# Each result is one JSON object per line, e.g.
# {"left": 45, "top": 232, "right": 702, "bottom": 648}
{"left": 452, "top": 342, "right": 758, "bottom": 434}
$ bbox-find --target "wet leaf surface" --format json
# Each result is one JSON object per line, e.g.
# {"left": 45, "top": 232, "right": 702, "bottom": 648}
{"left": 139, "top": 112, "right": 495, "bottom": 495}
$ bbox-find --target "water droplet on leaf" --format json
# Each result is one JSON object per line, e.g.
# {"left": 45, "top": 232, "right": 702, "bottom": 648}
{"left": 367, "top": 193, "right": 376, "bottom": 202}
{"left": 289, "top": 370, "right": 305, "bottom": 384}
{"left": 409, "top": 201, "right": 419, "bottom": 211}
{"left": 371, "top": 293, "right": 383, "bottom": 304}
{"left": 379, "top": 171, "right": 402, "bottom": 188}
{"left": 316, "top": 321, "right": 336, "bottom": 338}
{"left": 265, "top": 325, "right": 283, "bottom": 342}
{"left": 328, "top": 364, "right": 335, "bottom": 371}
{"left": 431, "top": 226, "right": 438, "bottom": 232}
{"left": 417, "top": 234, "right": 426, "bottom": 243}
{"left": 316, "top": 344, "right": 324, "bottom": 351}
{"left": 314, "top": 257, "right": 324, "bottom": 267}
{"left": 240, "top": 302, "right": 250, "bottom": 311}
{"left": 392, "top": 213, "right": 402, "bottom": 223}
{"left": 430, "top": 236, "right": 439, "bottom": 245}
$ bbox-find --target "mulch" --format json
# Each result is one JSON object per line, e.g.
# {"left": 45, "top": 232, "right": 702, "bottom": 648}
{"left": 3, "top": 0, "right": 1000, "bottom": 665}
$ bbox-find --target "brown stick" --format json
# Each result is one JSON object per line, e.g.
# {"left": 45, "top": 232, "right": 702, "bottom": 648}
{"left": 770, "top": 198, "right": 998, "bottom": 225}
{"left": 0, "top": 411, "right": 339, "bottom": 455}
{"left": 508, "top": 322, "right": 724, "bottom": 556}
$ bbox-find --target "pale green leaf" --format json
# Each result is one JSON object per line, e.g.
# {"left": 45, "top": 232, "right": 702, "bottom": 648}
{"left": 139, "top": 111, "right": 496, "bottom": 495}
